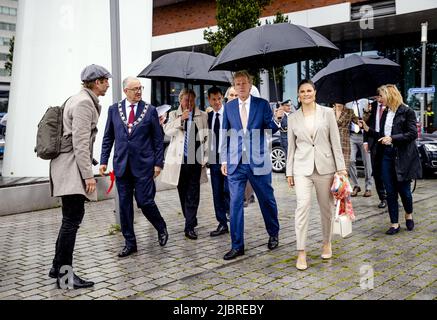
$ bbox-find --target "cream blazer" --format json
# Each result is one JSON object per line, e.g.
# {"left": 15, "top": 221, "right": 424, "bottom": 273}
{"left": 286, "top": 104, "right": 346, "bottom": 177}
{"left": 160, "top": 106, "right": 209, "bottom": 186}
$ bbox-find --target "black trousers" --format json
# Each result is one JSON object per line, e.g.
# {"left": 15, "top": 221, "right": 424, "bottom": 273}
{"left": 52, "top": 194, "right": 86, "bottom": 269}
{"left": 371, "top": 144, "right": 386, "bottom": 201}
{"left": 177, "top": 164, "right": 201, "bottom": 232}
{"left": 116, "top": 164, "right": 167, "bottom": 248}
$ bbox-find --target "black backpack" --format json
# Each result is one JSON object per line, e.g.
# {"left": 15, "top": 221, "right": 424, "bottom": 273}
{"left": 35, "top": 98, "right": 72, "bottom": 160}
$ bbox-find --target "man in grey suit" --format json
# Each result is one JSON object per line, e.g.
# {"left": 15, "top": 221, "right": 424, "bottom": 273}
{"left": 49, "top": 64, "right": 111, "bottom": 289}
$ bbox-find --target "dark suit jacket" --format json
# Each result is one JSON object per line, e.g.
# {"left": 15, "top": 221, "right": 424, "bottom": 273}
{"left": 363, "top": 100, "right": 380, "bottom": 151}
{"left": 208, "top": 110, "right": 222, "bottom": 164}
{"left": 100, "top": 99, "right": 164, "bottom": 178}
{"left": 221, "top": 95, "right": 279, "bottom": 176}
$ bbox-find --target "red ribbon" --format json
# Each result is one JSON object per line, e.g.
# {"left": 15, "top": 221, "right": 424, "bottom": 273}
{"left": 106, "top": 171, "right": 115, "bottom": 194}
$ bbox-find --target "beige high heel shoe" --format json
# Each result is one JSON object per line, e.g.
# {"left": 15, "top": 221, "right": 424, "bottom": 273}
{"left": 296, "top": 254, "right": 308, "bottom": 271}
{"left": 321, "top": 243, "right": 332, "bottom": 259}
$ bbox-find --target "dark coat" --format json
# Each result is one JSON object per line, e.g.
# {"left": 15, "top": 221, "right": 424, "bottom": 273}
{"left": 367, "top": 104, "right": 422, "bottom": 181}
{"left": 100, "top": 100, "right": 164, "bottom": 178}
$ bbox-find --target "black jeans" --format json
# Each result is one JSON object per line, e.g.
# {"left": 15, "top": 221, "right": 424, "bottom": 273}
{"left": 52, "top": 195, "right": 86, "bottom": 269}
{"left": 177, "top": 164, "right": 201, "bottom": 232}
{"left": 381, "top": 146, "right": 413, "bottom": 224}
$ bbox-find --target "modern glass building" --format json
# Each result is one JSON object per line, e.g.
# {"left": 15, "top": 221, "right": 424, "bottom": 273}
{"left": 151, "top": 0, "right": 436, "bottom": 131}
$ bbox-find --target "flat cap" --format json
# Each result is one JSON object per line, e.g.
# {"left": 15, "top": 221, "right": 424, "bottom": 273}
{"left": 81, "top": 64, "right": 112, "bottom": 82}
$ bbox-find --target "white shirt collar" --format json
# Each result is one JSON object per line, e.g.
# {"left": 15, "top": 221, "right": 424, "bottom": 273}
{"left": 212, "top": 106, "right": 224, "bottom": 116}
{"left": 125, "top": 100, "right": 138, "bottom": 107}
{"left": 238, "top": 96, "right": 251, "bottom": 106}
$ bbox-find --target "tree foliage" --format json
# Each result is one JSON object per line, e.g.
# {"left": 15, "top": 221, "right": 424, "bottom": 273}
{"left": 4, "top": 36, "right": 14, "bottom": 76}
{"left": 204, "top": 0, "right": 271, "bottom": 56}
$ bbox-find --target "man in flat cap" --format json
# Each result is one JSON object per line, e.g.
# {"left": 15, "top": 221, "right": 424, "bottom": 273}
{"left": 49, "top": 64, "right": 111, "bottom": 289}
{"left": 100, "top": 76, "right": 168, "bottom": 258}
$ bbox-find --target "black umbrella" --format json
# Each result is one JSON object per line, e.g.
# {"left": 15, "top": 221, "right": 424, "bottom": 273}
{"left": 312, "top": 54, "right": 400, "bottom": 104}
{"left": 209, "top": 23, "right": 339, "bottom": 72}
{"left": 138, "top": 51, "right": 232, "bottom": 85}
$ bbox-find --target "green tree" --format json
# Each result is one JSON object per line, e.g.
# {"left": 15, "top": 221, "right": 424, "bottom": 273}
{"left": 4, "top": 36, "right": 14, "bottom": 76}
{"left": 204, "top": 0, "right": 271, "bottom": 86}
{"left": 204, "top": 0, "right": 271, "bottom": 56}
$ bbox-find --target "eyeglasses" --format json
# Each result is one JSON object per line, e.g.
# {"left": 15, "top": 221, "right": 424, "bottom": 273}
{"left": 126, "top": 86, "right": 144, "bottom": 93}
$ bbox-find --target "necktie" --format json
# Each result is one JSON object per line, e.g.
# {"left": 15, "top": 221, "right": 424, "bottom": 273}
{"left": 213, "top": 113, "right": 220, "bottom": 163}
{"left": 128, "top": 105, "right": 135, "bottom": 134}
{"left": 240, "top": 102, "right": 248, "bottom": 131}
{"left": 379, "top": 105, "right": 384, "bottom": 121}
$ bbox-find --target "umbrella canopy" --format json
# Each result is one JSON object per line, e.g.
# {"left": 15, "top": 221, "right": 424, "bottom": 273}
{"left": 312, "top": 54, "right": 400, "bottom": 104}
{"left": 138, "top": 51, "right": 232, "bottom": 85}
{"left": 209, "top": 23, "right": 339, "bottom": 71}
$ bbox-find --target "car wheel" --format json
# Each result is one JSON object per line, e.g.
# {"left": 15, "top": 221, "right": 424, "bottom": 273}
{"left": 271, "top": 146, "right": 286, "bottom": 173}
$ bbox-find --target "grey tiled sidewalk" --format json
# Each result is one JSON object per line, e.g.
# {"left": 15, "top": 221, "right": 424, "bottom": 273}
{"left": 0, "top": 174, "right": 436, "bottom": 300}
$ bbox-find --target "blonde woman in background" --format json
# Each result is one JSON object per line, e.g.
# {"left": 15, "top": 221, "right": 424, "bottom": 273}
{"left": 360, "top": 84, "right": 421, "bottom": 235}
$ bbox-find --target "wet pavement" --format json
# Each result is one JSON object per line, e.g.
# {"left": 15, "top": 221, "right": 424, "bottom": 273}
{"left": 0, "top": 173, "right": 436, "bottom": 300}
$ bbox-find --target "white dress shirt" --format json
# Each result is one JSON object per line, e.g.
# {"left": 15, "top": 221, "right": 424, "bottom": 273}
{"left": 125, "top": 100, "right": 138, "bottom": 118}
{"left": 384, "top": 109, "right": 396, "bottom": 137}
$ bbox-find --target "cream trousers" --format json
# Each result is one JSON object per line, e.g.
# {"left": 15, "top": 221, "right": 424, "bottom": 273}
{"left": 294, "top": 171, "right": 335, "bottom": 251}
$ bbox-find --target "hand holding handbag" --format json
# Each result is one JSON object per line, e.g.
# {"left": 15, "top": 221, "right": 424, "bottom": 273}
{"left": 332, "top": 199, "right": 353, "bottom": 238}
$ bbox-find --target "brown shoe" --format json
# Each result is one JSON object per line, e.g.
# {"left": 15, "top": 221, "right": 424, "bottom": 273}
{"left": 351, "top": 186, "right": 361, "bottom": 197}
{"left": 363, "top": 190, "right": 372, "bottom": 197}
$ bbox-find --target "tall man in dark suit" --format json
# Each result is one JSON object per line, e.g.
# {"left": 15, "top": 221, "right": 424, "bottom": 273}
{"left": 363, "top": 93, "right": 387, "bottom": 208}
{"left": 207, "top": 87, "right": 230, "bottom": 237}
{"left": 100, "top": 77, "right": 168, "bottom": 258}
{"left": 221, "top": 70, "right": 280, "bottom": 260}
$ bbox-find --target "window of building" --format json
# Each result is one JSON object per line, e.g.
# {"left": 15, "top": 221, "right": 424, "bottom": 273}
{"left": 0, "top": 6, "right": 17, "bottom": 16}
{"left": 0, "top": 68, "right": 10, "bottom": 77}
{"left": 0, "top": 37, "right": 10, "bottom": 46}
{"left": 0, "top": 22, "right": 15, "bottom": 31}
{"left": 0, "top": 53, "right": 9, "bottom": 61}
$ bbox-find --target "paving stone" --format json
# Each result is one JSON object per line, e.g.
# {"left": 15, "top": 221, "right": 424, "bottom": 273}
{"left": 0, "top": 176, "right": 435, "bottom": 301}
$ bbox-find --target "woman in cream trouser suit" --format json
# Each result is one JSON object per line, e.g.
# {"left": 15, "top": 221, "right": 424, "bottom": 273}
{"left": 286, "top": 80, "right": 347, "bottom": 270}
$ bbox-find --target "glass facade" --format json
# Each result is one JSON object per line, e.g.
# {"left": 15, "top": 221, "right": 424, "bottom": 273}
{"left": 280, "top": 31, "right": 437, "bottom": 132}
{"left": 151, "top": 80, "right": 228, "bottom": 111}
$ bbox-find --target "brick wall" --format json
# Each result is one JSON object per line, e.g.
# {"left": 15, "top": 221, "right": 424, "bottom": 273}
{"left": 153, "top": 0, "right": 368, "bottom": 36}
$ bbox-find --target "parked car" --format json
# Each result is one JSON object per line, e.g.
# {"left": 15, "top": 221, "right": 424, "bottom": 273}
{"left": 0, "top": 137, "right": 4, "bottom": 159}
{"left": 417, "top": 133, "right": 437, "bottom": 176}
{"left": 271, "top": 131, "right": 286, "bottom": 173}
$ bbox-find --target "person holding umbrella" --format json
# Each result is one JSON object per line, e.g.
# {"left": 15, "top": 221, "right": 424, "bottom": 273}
{"left": 221, "top": 70, "right": 280, "bottom": 260}
{"left": 360, "top": 84, "right": 421, "bottom": 235}
{"left": 363, "top": 91, "right": 387, "bottom": 209}
{"left": 225, "top": 85, "right": 255, "bottom": 207}
{"left": 161, "top": 88, "right": 209, "bottom": 240}
{"left": 286, "top": 79, "right": 347, "bottom": 270}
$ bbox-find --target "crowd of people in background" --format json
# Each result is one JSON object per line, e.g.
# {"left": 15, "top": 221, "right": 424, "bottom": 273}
{"left": 47, "top": 64, "right": 423, "bottom": 289}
